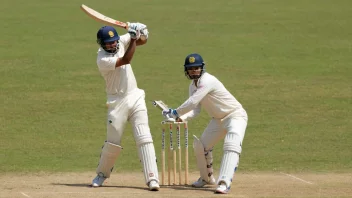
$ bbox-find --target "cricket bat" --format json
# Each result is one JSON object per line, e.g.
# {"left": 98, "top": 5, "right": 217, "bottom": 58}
{"left": 152, "top": 100, "right": 169, "bottom": 111}
{"left": 80, "top": 4, "right": 128, "bottom": 29}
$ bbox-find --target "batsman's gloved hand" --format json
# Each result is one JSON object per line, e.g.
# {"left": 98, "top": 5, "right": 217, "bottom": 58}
{"left": 128, "top": 28, "right": 140, "bottom": 40}
{"left": 162, "top": 108, "right": 179, "bottom": 120}
{"left": 127, "top": 22, "right": 147, "bottom": 31}
{"left": 140, "top": 28, "right": 149, "bottom": 39}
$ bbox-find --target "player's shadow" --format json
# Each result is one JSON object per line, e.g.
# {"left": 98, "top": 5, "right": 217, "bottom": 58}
{"left": 161, "top": 185, "right": 214, "bottom": 192}
{"left": 51, "top": 183, "right": 214, "bottom": 192}
{"left": 51, "top": 183, "right": 150, "bottom": 191}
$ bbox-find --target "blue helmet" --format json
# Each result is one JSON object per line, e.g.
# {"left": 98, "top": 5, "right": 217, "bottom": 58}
{"left": 96, "top": 26, "right": 120, "bottom": 53}
{"left": 184, "top": 53, "right": 205, "bottom": 79}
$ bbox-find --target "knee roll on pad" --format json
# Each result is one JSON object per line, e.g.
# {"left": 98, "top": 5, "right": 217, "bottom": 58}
{"left": 218, "top": 132, "right": 242, "bottom": 187}
{"left": 138, "top": 142, "right": 159, "bottom": 184}
{"left": 96, "top": 142, "right": 122, "bottom": 178}
{"left": 223, "top": 132, "right": 242, "bottom": 154}
{"left": 134, "top": 124, "right": 153, "bottom": 146}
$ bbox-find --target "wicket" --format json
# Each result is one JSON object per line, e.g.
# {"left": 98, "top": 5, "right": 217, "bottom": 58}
{"left": 161, "top": 120, "right": 189, "bottom": 185}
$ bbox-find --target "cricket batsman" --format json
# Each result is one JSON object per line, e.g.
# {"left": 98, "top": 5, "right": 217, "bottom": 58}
{"left": 91, "top": 23, "right": 160, "bottom": 191}
{"left": 162, "top": 53, "right": 248, "bottom": 194}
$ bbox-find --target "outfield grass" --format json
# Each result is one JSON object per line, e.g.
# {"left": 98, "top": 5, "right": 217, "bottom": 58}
{"left": 1, "top": 0, "right": 351, "bottom": 173}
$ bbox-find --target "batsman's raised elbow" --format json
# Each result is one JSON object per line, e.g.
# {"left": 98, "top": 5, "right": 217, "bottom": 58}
{"left": 136, "top": 39, "right": 147, "bottom": 46}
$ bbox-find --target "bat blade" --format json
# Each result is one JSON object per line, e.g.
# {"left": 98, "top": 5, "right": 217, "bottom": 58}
{"left": 80, "top": 4, "right": 128, "bottom": 29}
{"left": 152, "top": 100, "right": 169, "bottom": 111}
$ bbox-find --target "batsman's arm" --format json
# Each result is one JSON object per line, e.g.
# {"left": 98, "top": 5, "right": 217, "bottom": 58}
{"left": 115, "top": 38, "right": 137, "bottom": 67}
{"left": 136, "top": 38, "right": 147, "bottom": 46}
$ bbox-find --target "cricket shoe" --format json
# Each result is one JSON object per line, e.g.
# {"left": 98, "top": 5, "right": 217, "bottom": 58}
{"left": 191, "top": 176, "right": 216, "bottom": 188}
{"left": 215, "top": 182, "right": 230, "bottom": 194}
{"left": 92, "top": 173, "right": 107, "bottom": 187}
{"left": 148, "top": 180, "right": 160, "bottom": 191}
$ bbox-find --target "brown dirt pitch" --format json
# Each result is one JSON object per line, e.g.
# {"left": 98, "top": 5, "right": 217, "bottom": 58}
{"left": 1, "top": 172, "right": 351, "bottom": 198}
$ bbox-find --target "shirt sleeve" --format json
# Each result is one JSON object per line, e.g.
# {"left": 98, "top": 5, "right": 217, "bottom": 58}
{"left": 178, "top": 83, "right": 201, "bottom": 121}
{"left": 97, "top": 56, "right": 118, "bottom": 72}
{"left": 119, "top": 33, "right": 131, "bottom": 49}
{"left": 176, "top": 79, "right": 212, "bottom": 116}
{"left": 179, "top": 105, "right": 201, "bottom": 121}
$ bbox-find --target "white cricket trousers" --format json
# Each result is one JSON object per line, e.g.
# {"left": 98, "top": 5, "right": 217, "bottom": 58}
{"left": 200, "top": 116, "right": 247, "bottom": 150}
{"left": 105, "top": 88, "right": 150, "bottom": 145}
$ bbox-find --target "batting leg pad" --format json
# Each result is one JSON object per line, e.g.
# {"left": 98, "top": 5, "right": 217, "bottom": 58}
{"left": 96, "top": 142, "right": 122, "bottom": 178}
{"left": 133, "top": 123, "right": 159, "bottom": 185}
{"left": 217, "top": 132, "right": 241, "bottom": 188}
{"left": 193, "top": 135, "right": 213, "bottom": 183}
{"left": 138, "top": 142, "right": 159, "bottom": 184}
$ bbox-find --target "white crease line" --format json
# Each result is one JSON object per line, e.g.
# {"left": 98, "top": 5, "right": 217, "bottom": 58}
{"left": 20, "top": 192, "right": 31, "bottom": 198}
{"left": 280, "top": 172, "right": 314, "bottom": 185}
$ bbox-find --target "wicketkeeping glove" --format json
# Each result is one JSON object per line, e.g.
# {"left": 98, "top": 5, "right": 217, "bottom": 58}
{"left": 162, "top": 108, "right": 179, "bottom": 120}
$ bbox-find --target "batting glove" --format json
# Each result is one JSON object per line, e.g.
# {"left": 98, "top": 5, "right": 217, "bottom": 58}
{"left": 162, "top": 108, "right": 179, "bottom": 120}
{"left": 128, "top": 28, "right": 140, "bottom": 40}
{"left": 140, "top": 28, "right": 149, "bottom": 39}
{"left": 127, "top": 22, "right": 147, "bottom": 31}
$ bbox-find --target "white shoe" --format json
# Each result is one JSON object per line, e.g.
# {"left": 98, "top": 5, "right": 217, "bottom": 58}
{"left": 92, "top": 173, "right": 107, "bottom": 187}
{"left": 215, "top": 182, "right": 230, "bottom": 194}
{"left": 191, "top": 176, "right": 216, "bottom": 188}
{"left": 148, "top": 180, "right": 160, "bottom": 191}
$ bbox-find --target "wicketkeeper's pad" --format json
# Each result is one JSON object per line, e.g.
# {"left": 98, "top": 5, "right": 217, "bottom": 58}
{"left": 193, "top": 135, "right": 212, "bottom": 183}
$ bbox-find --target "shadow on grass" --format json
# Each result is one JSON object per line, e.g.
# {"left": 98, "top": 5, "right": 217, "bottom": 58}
{"left": 161, "top": 185, "right": 214, "bottom": 192}
{"left": 51, "top": 183, "right": 149, "bottom": 191}
{"left": 51, "top": 183, "right": 214, "bottom": 192}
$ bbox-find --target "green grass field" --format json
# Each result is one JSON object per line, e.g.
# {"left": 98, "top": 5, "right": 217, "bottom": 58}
{"left": 1, "top": 0, "right": 351, "bottom": 175}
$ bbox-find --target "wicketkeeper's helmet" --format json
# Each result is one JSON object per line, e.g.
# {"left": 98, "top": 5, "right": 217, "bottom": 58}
{"left": 184, "top": 53, "right": 206, "bottom": 79}
{"left": 96, "top": 26, "right": 120, "bottom": 53}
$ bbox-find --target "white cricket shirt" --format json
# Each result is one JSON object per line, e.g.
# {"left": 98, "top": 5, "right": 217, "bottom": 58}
{"left": 177, "top": 72, "right": 247, "bottom": 120}
{"left": 96, "top": 33, "right": 138, "bottom": 96}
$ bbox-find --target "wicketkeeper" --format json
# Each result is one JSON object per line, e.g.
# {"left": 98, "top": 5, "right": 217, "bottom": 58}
{"left": 162, "top": 53, "right": 248, "bottom": 194}
{"left": 91, "top": 23, "right": 160, "bottom": 191}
